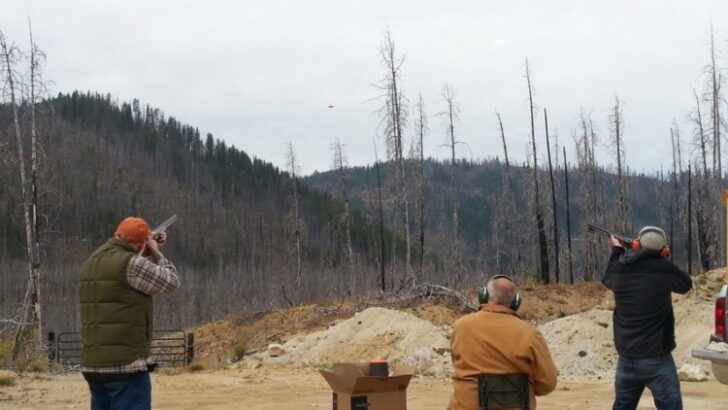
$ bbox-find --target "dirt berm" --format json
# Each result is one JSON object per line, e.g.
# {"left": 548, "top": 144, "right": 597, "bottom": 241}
{"left": 255, "top": 294, "right": 714, "bottom": 382}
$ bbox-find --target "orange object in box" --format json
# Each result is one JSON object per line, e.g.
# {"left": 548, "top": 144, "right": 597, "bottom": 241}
{"left": 370, "top": 358, "right": 389, "bottom": 377}
{"left": 319, "top": 362, "right": 414, "bottom": 410}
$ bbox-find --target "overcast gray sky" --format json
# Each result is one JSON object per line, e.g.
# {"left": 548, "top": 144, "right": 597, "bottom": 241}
{"left": 3, "top": 1, "right": 728, "bottom": 175}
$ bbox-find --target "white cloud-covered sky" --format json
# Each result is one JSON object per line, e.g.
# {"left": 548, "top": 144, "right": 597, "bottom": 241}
{"left": 2, "top": 1, "right": 727, "bottom": 175}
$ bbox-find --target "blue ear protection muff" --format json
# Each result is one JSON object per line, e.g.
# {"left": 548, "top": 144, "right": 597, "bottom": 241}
{"left": 478, "top": 274, "right": 522, "bottom": 311}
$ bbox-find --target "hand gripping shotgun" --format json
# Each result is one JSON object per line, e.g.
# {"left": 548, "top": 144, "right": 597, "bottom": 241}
{"left": 586, "top": 223, "right": 635, "bottom": 248}
{"left": 152, "top": 214, "right": 178, "bottom": 242}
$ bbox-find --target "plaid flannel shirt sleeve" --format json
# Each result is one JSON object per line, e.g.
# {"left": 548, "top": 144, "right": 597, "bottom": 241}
{"left": 126, "top": 253, "right": 180, "bottom": 295}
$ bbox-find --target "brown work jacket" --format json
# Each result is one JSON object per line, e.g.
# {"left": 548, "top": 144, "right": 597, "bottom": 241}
{"left": 448, "top": 304, "right": 558, "bottom": 410}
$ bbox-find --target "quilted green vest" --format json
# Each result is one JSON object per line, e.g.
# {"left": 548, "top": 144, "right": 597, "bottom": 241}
{"left": 80, "top": 238, "right": 153, "bottom": 367}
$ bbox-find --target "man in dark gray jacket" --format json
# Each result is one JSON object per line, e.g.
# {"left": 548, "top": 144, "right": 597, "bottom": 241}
{"left": 603, "top": 226, "right": 692, "bottom": 410}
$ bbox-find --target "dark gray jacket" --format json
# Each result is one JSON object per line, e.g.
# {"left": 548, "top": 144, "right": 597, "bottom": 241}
{"left": 603, "top": 247, "right": 692, "bottom": 358}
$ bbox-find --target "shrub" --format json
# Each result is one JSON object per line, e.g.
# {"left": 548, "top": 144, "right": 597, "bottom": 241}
{"left": 0, "top": 371, "right": 16, "bottom": 386}
{"left": 14, "top": 358, "right": 28, "bottom": 373}
{"left": 187, "top": 362, "right": 205, "bottom": 372}
{"left": 0, "top": 339, "right": 13, "bottom": 366}
{"left": 27, "top": 358, "right": 48, "bottom": 372}
{"left": 232, "top": 342, "right": 248, "bottom": 363}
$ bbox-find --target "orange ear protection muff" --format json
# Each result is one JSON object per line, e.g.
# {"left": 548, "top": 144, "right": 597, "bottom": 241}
{"left": 478, "top": 274, "right": 522, "bottom": 311}
{"left": 631, "top": 239, "right": 671, "bottom": 257}
{"left": 632, "top": 227, "right": 671, "bottom": 258}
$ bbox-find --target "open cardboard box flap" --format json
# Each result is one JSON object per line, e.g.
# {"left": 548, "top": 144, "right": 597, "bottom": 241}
{"left": 320, "top": 363, "right": 415, "bottom": 394}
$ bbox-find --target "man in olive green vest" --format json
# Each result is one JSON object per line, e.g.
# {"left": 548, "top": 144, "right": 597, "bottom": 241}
{"left": 80, "top": 217, "right": 180, "bottom": 410}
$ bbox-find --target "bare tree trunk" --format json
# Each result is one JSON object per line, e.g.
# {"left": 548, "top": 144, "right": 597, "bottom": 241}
{"left": 2, "top": 29, "right": 41, "bottom": 358}
{"left": 610, "top": 96, "right": 628, "bottom": 232}
{"left": 525, "top": 59, "right": 549, "bottom": 284}
{"left": 708, "top": 23, "right": 724, "bottom": 264}
{"left": 563, "top": 147, "right": 574, "bottom": 284}
{"left": 377, "top": 30, "right": 410, "bottom": 286}
{"left": 673, "top": 123, "right": 688, "bottom": 265}
{"left": 374, "top": 141, "right": 386, "bottom": 292}
{"left": 670, "top": 128, "right": 682, "bottom": 262}
{"left": 694, "top": 90, "right": 710, "bottom": 178}
{"left": 692, "top": 89, "right": 714, "bottom": 270}
{"left": 496, "top": 111, "right": 523, "bottom": 275}
{"left": 577, "top": 110, "right": 600, "bottom": 281}
{"left": 688, "top": 162, "right": 693, "bottom": 275}
{"left": 332, "top": 139, "right": 355, "bottom": 289}
{"left": 286, "top": 143, "right": 303, "bottom": 298}
{"left": 543, "top": 108, "right": 559, "bottom": 283}
{"left": 28, "top": 20, "right": 44, "bottom": 348}
{"left": 709, "top": 23, "right": 722, "bottom": 180}
{"left": 441, "top": 84, "right": 462, "bottom": 284}
{"left": 414, "top": 95, "right": 427, "bottom": 282}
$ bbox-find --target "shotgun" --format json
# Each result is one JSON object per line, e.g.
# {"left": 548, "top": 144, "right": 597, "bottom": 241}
{"left": 586, "top": 223, "right": 634, "bottom": 247}
{"left": 152, "top": 214, "right": 177, "bottom": 242}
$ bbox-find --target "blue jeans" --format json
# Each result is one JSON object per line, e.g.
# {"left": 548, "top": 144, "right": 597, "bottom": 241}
{"left": 83, "top": 371, "right": 151, "bottom": 410}
{"left": 613, "top": 354, "right": 682, "bottom": 410}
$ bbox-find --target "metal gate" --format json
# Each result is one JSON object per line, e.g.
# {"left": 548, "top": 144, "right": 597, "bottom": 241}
{"left": 48, "top": 330, "right": 194, "bottom": 368}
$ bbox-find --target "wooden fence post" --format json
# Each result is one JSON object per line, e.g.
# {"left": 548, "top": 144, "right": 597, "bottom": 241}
{"left": 47, "top": 332, "right": 55, "bottom": 361}
{"left": 186, "top": 333, "right": 195, "bottom": 365}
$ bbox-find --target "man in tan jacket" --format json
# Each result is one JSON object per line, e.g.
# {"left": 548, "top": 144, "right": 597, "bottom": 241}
{"left": 448, "top": 275, "right": 558, "bottom": 409}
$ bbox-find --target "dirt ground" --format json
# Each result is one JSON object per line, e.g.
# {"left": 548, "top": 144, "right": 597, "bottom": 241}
{"left": 3, "top": 270, "right": 726, "bottom": 409}
{"left": 2, "top": 365, "right": 728, "bottom": 410}
{"left": 191, "top": 281, "right": 615, "bottom": 367}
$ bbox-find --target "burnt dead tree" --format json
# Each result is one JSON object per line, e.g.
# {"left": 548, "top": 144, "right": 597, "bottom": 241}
{"left": 332, "top": 139, "right": 355, "bottom": 289}
{"left": 691, "top": 89, "right": 716, "bottom": 270}
{"left": 706, "top": 23, "right": 725, "bottom": 264}
{"left": 373, "top": 141, "right": 387, "bottom": 292}
{"left": 563, "top": 147, "right": 574, "bottom": 284}
{"left": 26, "top": 19, "right": 46, "bottom": 348}
{"left": 543, "top": 108, "right": 559, "bottom": 283}
{"left": 440, "top": 83, "right": 463, "bottom": 284}
{"left": 670, "top": 125, "right": 685, "bottom": 263}
{"left": 609, "top": 96, "right": 629, "bottom": 233}
{"left": 524, "top": 59, "right": 550, "bottom": 284}
{"left": 688, "top": 162, "right": 693, "bottom": 275}
{"left": 285, "top": 143, "right": 303, "bottom": 303}
{"left": 496, "top": 111, "right": 523, "bottom": 276}
{"left": 2, "top": 28, "right": 42, "bottom": 357}
{"left": 376, "top": 30, "right": 411, "bottom": 287}
{"left": 413, "top": 94, "right": 428, "bottom": 282}
{"left": 707, "top": 23, "right": 723, "bottom": 181}
{"left": 577, "top": 110, "right": 601, "bottom": 281}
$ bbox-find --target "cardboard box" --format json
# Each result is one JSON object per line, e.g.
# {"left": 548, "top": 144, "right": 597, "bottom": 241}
{"left": 320, "top": 363, "right": 414, "bottom": 410}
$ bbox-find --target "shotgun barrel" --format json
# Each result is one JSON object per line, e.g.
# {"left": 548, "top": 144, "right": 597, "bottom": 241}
{"left": 586, "top": 223, "right": 634, "bottom": 247}
{"left": 152, "top": 214, "right": 177, "bottom": 241}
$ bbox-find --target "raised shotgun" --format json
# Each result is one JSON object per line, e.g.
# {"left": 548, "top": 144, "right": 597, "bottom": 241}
{"left": 586, "top": 223, "right": 634, "bottom": 247}
{"left": 152, "top": 214, "right": 178, "bottom": 241}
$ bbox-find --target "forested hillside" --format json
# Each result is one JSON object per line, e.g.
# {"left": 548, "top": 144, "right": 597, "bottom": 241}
{"left": 0, "top": 92, "right": 393, "bottom": 332}
{"left": 1, "top": 92, "right": 717, "bottom": 338}
{"left": 305, "top": 157, "right": 712, "bottom": 284}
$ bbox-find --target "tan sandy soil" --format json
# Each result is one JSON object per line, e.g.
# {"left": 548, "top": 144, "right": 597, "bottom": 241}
{"left": 3, "top": 269, "right": 724, "bottom": 409}
{"left": 192, "top": 281, "right": 616, "bottom": 366}
{"left": 2, "top": 366, "right": 728, "bottom": 410}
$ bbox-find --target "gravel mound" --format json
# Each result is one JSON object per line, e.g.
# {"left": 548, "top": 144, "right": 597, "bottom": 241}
{"left": 258, "top": 307, "right": 453, "bottom": 377}
{"left": 251, "top": 294, "right": 715, "bottom": 383}
{"left": 539, "top": 296, "right": 713, "bottom": 381}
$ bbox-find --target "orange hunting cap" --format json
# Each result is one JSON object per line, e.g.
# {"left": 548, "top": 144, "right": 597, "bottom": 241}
{"left": 115, "top": 217, "right": 151, "bottom": 244}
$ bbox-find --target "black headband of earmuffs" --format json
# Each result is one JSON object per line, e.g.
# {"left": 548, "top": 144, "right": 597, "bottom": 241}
{"left": 478, "top": 274, "right": 522, "bottom": 311}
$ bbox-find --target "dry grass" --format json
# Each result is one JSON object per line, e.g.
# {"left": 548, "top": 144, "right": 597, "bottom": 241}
{"left": 26, "top": 358, "right": 48, "bottom": 372}
{"left": 0, "top": 339, "right": 13, "bottom": 367}
{"left": 160, "top": 366, "right": 188, "bottom": 376}
{"left": 192, "top": 301, "right": 357, "bottom": 365}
